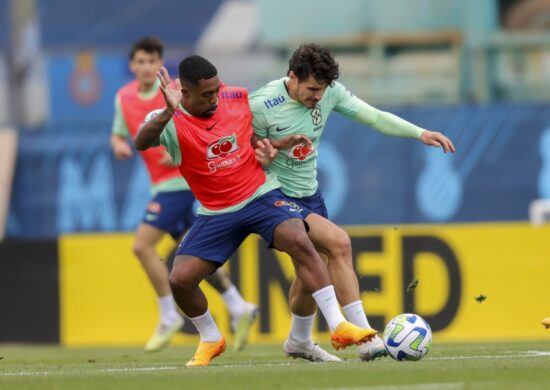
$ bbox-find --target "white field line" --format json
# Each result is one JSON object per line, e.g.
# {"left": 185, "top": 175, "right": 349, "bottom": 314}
{"left": 309, "top": 383, "right": 464, "bottom": 390}
{"left": 0, "top": 351, "right": 549, "bottom": 377}
{"left": 427, "top": 350, "right": 550, "bottom": 361}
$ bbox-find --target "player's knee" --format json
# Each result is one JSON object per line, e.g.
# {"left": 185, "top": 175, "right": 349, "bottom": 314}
{"left": 132, "top": 241, "right": 147, "bottom": 259}
{"left": 289, "top": 231, "right": 317, "bottom": 257}
{"left": 326, "top": 230, "right": 352, "bottom": 263}
{"left": 169, "top": 268, "right": 194, "bottom": 293}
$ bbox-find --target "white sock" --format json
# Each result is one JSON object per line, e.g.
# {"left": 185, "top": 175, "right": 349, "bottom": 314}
{"left": 342, "top": 300, "right": 371, "bottom": 328}
{"left": 312, "top": 285, "right": 346, "bottom": 331}
{"left": 222, "top": 285, "right": 247, "bottom": 320}
{"left": 189, "top": 310, "right": 222, "bottom": 342}
{"left": 289, "top": 313, "right": 315, "bottom": 344}
{"left": 159, "top": 294, "right": 180, "bottom": 324}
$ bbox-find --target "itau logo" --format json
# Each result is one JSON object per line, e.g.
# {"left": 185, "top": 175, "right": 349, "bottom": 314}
{"left": 207, "top": 134, "right": 239, "bottom": 160}
{"left": 288, "top": 143, "right": 314, "bottom": 161}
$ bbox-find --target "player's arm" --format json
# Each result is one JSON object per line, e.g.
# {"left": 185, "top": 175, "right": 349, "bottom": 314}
{"left": 135, "top": 108, "right": 174, "bottom": 150}
{"left": 110, "top": 94, "right": 134, "bottom": 159}
{"left": 334, "top": 83, "right": 455, "bottom": 153}
{"left": 111, "top": 134, "right": 133, "bottom": 159}
{"left": 249, "top": 92, "right": 277, "bottom": 166}
{"left": 135, "top": 67, "right": 181, "bottom": 151}
{"left": 354, "top": 102, "right": 455, "bottom": 153}
{"left": 251, "top": 134, "right": 277, "bottom": 167}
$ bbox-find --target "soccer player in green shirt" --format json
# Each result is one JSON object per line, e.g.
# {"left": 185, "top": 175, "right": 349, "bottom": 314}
{"left": 250, "top": 43, "right": 455, "bottom": 362}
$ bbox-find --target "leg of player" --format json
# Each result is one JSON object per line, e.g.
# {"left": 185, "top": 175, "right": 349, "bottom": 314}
{"left": 204, "top": 268, "right": 259, "bottom": 351}
{"left": 272, "top": 218, "right": 377, "bottom": 351}
{"left": 303, "top": 214, "right": 387, "bottom": 361}
{"left": 133, "top": 223, "right": 184, "bottom": 352}
{"left": 169, "top": 255, "right": 226, "bottom": 367}
{"left": 285, "top": 274, "right": 342, "bottom": 362}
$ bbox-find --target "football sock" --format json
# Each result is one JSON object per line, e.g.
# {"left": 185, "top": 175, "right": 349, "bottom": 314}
{"left": 159, "top": 294, "right": 180, "bottom": 324}
{"left": 312, "top": 285, "right": 347, "bottom": 331}
{"left": 221, "top": 285, "right": 247, "bottom": 320}
{"left": 289, "top": 313, "right": 316, "bottom": 343}
{"left": 342, "top": 300, "right": 371, "bottom": 329}
{"left": 189, "top": 310, "right": 222, "bottom": 342}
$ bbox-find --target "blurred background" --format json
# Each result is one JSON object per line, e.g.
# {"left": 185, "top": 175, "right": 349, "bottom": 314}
{"left": 0, "top": 0, "right": 549, "bottom": 347}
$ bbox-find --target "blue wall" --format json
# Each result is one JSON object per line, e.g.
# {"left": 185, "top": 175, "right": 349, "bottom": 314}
{"left": 39, "top": 0, "right": 222, "bottom": 49}
{"left": 8, "top": 103, "right": 548, "bottom": 238}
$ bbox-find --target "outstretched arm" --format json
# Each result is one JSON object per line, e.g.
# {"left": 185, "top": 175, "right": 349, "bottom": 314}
{"left": 353, "top": 103, "right": 455, "bottom": 153}
{"left": 333, "top": 82, "right": 455, "bottom": 153}
{"left": 135, "top": 66, "right": 182, "bottom": 150}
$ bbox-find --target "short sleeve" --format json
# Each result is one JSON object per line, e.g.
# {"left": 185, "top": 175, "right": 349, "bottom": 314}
{"left": 248, "top": 91, "right": 269, "bottom": 138}
{"left": 111, "top": 94, "right": 130, "bottom": 137}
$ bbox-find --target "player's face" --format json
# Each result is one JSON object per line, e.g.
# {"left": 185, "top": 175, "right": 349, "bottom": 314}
{"left": 183, "top": 76, "right": 221, "bottom": 118}
{"left": 130, "top": 50, "right": 163, "bottom": 87}
{"left": 289, "top": 72, "right": 328, "bottom": 108}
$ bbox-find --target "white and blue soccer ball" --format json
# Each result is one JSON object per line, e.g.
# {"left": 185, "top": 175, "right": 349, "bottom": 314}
{"left": 383, "top": 313, "right": 432, "bottom": 361}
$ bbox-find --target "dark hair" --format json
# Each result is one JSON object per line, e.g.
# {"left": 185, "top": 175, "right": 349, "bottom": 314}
{"left": 288, "top": 43, "right": 340, "bottom": 86}
{"left": 178, "top": 55, "right": 218, "bottom": 85}
{"left": 129, "top": 36, "right": 164, "bottom": 59}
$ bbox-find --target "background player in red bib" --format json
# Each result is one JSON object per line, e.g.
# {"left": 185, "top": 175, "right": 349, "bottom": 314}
{"left": 110, "top": 37, "right": 258, "bottom": 352}
{"left": 135, "top": 55, "right": 377, "bottom": 367}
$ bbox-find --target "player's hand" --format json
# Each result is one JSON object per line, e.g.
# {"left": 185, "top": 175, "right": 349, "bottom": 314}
{"left": 255, "top": 138, "right": 278, "bottom": 166}
{"left": 420, "top": 130, "right": 456, "bottom": 154}
{"left": 157, "top": 66, "right": 182, "bottom": 113}
{"left": 159, "top": 149, "right": 177, "bottom": 167}
{"left": 271, "top": 134, "right": 314, "bottom": 151}
{"left": 113, "top": 142, "right": 133, "bottom": 160}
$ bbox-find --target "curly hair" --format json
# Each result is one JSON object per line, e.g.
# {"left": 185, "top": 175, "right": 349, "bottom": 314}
{"left": 288, "top": 43, "right": 340, "bottom": 86}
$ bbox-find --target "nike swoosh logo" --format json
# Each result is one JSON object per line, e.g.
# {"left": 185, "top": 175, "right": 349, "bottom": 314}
{"left": 206, "top": 121, "right": 218, "bottom": 130}
{"left": 275, "top": 126, "right": 290, "bottom": 132}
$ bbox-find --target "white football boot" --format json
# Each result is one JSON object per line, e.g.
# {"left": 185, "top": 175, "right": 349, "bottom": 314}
{"left": 357, "top": 335, "right": 388, "bottom": 361}
{"left": 284, "top": 337, "right": 342, "bottom": 362}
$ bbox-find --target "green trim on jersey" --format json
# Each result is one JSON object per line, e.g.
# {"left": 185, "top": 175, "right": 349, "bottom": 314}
{"left": 249, "top": 77, "right": 426, "bottom": 198}
{"left": 197, "top": 171, "right": 280, "bottom": 216}
{"left": 138, "top": 79, "right": 161, "bottom": 99}
{"left": 145, "top": 108, "right": 280, "bottom": 215}
{"left": 151, "top": 177, "right": 190, "bottom": 195}
{"left": 111, "top": 95, "right": 130, "bottom": 137}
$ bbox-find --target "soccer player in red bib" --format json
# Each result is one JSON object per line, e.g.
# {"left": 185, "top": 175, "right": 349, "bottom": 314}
{"left": 135, "top": 55, "right": 377, "bottom": 367}
{"left": 110, "top": 37, "right": 258, "bottom": 352}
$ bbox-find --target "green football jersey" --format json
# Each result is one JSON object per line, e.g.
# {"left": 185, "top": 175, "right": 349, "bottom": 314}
{"left": 249, "top": 77, "right": 364, "bottom": 198}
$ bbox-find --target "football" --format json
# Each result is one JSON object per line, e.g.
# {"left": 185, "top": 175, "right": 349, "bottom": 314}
{"left": 383, "top": 313, "right": 432, "bottom": 361}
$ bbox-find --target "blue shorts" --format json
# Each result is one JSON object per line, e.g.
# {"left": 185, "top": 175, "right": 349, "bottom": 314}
{"left": 175, "top": 189, "right": 305, "bottom": 265}
{"left": 285, "top": 190, "right": 328, "bottom": 219}
{"left": 142, "top": 190, "right": 197, "bottom": 240}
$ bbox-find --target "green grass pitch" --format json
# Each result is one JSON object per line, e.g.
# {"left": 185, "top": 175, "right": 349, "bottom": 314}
{"left": 1, "top": 341, "right": 550, "bottom": 389}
